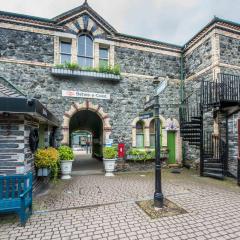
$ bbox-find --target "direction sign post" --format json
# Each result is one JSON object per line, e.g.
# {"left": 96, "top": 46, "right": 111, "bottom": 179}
{"left": 153, "top": 76, "right": 168, "bottom": 209}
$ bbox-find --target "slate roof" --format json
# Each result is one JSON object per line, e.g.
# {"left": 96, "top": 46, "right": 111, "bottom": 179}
{"left": 0, "top": 77, "right": 25, "bottom": 98}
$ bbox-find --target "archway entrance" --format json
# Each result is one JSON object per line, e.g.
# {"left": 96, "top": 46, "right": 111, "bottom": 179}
{"left": 70, "top": 110, "right": 103, "bottom": 174}
{"left": 61, "top": 101, "right": 112, "bottom": 175}
{"left": 70, "top": 110, "right": 103, "bottom": 156}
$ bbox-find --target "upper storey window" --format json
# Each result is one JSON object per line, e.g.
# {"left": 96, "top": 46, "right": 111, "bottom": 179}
{"left": 99, "top": 47, "right": 109, "bottom": 67}
{"left": 78, "top": 34, "right": 93, "bottom": 67}
{"left": 60, "top": 41, "right": 72, "bottom": 64}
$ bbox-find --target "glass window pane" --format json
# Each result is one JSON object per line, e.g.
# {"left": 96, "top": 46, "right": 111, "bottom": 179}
{"left": 61, "top": 42, "right": 71, "bottom": 54}
{"left": 78, "top": 35, "right": 85, "bottom": 56}
{"left": 78, "top": 57, "right": 86, "bottom": 67}
{"left": 86, "top": 36, "right": 93, "bottom": 57}
{"left": 99, "top": 48, "right": 108, "bottom": 59}
{"left": 136, "top": 134, "right": 144, "bottom": 148}
{"left": 99, "top": 59, "right": 108, "bottom": 67}
{"left": 61, "top": 54, "right": 71, "bottom": 64}
{"left": 86, "top": 58, "right": 93, "bottom": 67}
{"left": 150, "top": 134, "right": 155, "bottom": 147}
{"left": 136, "top": 121, "right": 144, "bottom": 134}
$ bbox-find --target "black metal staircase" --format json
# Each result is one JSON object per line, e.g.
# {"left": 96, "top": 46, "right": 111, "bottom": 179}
{"left": 180, "top": 73, "right": 240, "bottom": 180}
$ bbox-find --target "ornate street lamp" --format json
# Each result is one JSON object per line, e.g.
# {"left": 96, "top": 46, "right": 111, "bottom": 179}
{"left": 153, "top": 76, "right": 164, "bottom": 209}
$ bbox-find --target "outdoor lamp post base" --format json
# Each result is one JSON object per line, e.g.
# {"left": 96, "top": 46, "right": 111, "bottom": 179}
{"left": 154, "top": 192, "right": 164, "bottom": 209}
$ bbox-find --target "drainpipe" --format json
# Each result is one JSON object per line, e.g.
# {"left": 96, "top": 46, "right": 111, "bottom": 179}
{"left": 180, "top": 51, "right": 185, "bottom": 103}
{"left": 180, "top": 50, "right": 186, "bottom": 167}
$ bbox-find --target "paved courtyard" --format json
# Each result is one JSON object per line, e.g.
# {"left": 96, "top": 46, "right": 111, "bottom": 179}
{"left": 0, "top": 169, "right": 240, "bottom": 240}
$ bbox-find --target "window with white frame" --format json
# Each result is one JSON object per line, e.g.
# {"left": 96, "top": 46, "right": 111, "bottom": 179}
{"left": 78, "top": 34, "right": 93, "bottom": 67}
{"left": 99, "top": 47, "right": 109, "bottom": 67}
{"left": 60, "top": 41, "right": 72, "bottom": 64}
{"left": 136, "top": 121, "right": 144, "bottom": 148}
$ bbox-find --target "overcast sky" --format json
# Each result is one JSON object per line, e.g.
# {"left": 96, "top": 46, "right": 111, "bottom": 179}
{"left": 1, "top": 0, "right": 240, "bottom": 45}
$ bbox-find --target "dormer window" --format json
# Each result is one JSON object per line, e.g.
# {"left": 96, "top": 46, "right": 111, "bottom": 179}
{"left": 60, "top": 41, "right": 72, "bottom": 64}
{"left": 78, "top": 34, "right": 93, "bottom": 67}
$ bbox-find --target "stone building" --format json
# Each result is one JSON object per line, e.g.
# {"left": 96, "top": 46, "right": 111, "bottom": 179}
{"left": 0, "top": 1, "right": 239, "bottom": 181}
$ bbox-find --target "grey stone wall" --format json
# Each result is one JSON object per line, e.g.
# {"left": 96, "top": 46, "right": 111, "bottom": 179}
{"left": 0, "top": 28, "right": 54, "bottom": 63}
{"left": 227, "top": 111, "right": 239, "bottom": 177}
{"left": 115, "top": 47, "right": 181, "bottom": 79}
{"left": 220, "top": 66, "right": 240, "bottom": 76}
{"left": 219, "top": 35, "right": 240, "bottom": 66}
{"left": 0, "top": 61, "right": 180, "bottom": 149}
{"left": 184, "top": 38, "right": 212, "bottom": 78}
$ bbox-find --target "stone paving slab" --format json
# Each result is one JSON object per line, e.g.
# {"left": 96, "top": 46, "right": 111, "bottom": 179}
{"left": 0, "top": 170, "right": 240, "bottom": 240}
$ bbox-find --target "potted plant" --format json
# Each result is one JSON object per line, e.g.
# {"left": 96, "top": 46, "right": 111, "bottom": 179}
{"left": 35, "top": 148, "right": 59, "bottom": 179}
{"left": 58, "top": 146, "right": 74, "bottom": 180}
{"left": 103, "top": 146, "right": 118, "bottom": 177}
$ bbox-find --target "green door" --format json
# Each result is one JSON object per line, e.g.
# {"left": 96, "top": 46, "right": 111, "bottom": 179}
{"left": 167, "top": 131, "right": 176, "bottom": 164}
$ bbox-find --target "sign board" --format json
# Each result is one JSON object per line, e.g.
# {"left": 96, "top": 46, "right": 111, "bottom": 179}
{"left": 105, "top": 139, "right": 113, "bottom": 147}
{"left": 144, "top": 98, "right": 155, "bottom": 111}
{"left": 139, "top": 111, "right": 154, "bottom": 120}
{"left": 156, "top": 79, "right": 168, "bottom": 95}
{"left": 62, "top": 90, "right": 110, "bottom": 100}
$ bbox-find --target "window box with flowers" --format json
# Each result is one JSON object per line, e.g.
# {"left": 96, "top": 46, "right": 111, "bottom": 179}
{"left": 51, "top": 63, "right": 122, "bottom": 81}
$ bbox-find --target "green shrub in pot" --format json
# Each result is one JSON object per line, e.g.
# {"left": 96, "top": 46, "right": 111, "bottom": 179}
{"left": 58, "top": 146, "right": 74, "bottom": 161}
{"left": 103, "top": 147, "right": 117, "bottom": 159}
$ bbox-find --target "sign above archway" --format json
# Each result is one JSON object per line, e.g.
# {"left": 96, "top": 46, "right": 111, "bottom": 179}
{"left": 62, "top": 90, "right": 110, "bottom": 100}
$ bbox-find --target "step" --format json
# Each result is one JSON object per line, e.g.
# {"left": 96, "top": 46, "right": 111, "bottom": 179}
{"left": 204, "top": 158, "right": 221, "bottom": 163}
{"left": 181, "top": 121, "right": 201, "bottom": 126}
{"left": 181, "top": 130, "right": 201, "bottom": 134}
{"left": 204, "top": 163, "right": 222, "bottom": 168}
{"left": 203, "top": 172, "right": 224, "bottom": 180}
{"left": 204, "top": 168, "right": 223, "bottom": 173}
{"left": 191, "top": 116, "right": 201, "bottom": 120}
{"left": 182, "top": 135, "right": 200, "bottom": 139}
{"left": 183, "top": 137, "right": 200, "bottom": 141}
{"left": 189, "top": 143, "right": 200, "bottom": 147}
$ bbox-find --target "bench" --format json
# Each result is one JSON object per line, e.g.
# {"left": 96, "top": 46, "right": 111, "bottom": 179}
{"left": 0, "top": 172, "right": 33, "bottom": 226}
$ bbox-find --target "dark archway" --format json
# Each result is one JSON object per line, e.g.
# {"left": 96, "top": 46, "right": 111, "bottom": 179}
{"left": 69, "top": 110, "right": 103, "bottom": 157}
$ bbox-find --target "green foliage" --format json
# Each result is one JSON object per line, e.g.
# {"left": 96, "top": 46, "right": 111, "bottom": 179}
{"left": 35, "top": 147, "right": 59, "bottom": 180}
{"left": 64, "top": 62, "right": 79, "bottom": 70}
{"left": 103, "top": 146, "right": 117, "bottom": 159}
{"left": 58, "top": 146, "right": 74, "bottom": 161}
{"left": 54, "top": 62, "right": 121, "bottom": 76}
{"left": 127, "top": 148, "right": 154, "bottom": 163}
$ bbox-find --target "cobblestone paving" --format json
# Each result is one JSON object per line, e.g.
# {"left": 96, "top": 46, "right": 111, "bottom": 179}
{"left": 1, "top": 170, "right": 240, "bottom": 240}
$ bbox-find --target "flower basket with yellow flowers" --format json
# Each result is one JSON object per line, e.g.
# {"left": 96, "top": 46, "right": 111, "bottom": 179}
{"left": 35, "top": 147, "right": 59, "bottom": 179}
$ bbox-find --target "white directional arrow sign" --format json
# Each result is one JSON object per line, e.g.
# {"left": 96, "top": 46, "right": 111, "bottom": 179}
{"left": 156, "top": 79, "right": 168, "bottom": 95}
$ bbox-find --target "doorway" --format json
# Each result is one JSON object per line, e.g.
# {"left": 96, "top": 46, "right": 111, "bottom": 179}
{"left": 167, "top": 131, "right": 176, "bottom": 164}
{"left": 69, "top": 110, "right": 104, "bottom": 174}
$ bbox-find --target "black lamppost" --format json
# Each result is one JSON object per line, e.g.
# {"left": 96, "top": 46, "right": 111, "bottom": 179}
{"left": 153, "top": 76, "right": 164, "bottom": 208}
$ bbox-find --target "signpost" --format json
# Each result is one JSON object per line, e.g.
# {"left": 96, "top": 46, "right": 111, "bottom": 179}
{"left": 139, "top": 111, "right": 154, "bottom": 120}
{"left": 139, "top": 76, "right": 169, "bottom": 208}
{"left": 156, "top": 79, "right": 168, "bottom": 95}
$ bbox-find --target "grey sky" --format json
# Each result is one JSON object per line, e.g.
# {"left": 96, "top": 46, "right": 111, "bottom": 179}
{"left": 1, "top": 0, "right": 240, "bottom": 45}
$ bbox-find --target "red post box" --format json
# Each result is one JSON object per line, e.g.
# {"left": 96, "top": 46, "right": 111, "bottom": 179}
{"left": 118, "top": 143, "right": 125, "bottom": 158}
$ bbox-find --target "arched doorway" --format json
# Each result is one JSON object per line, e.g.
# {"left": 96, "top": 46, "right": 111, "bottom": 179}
{"left": 69, "top": 110, "right": 103, "bottom": 157}
{"left": 61, "top": 101, "right": 112, "bottom": 174}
